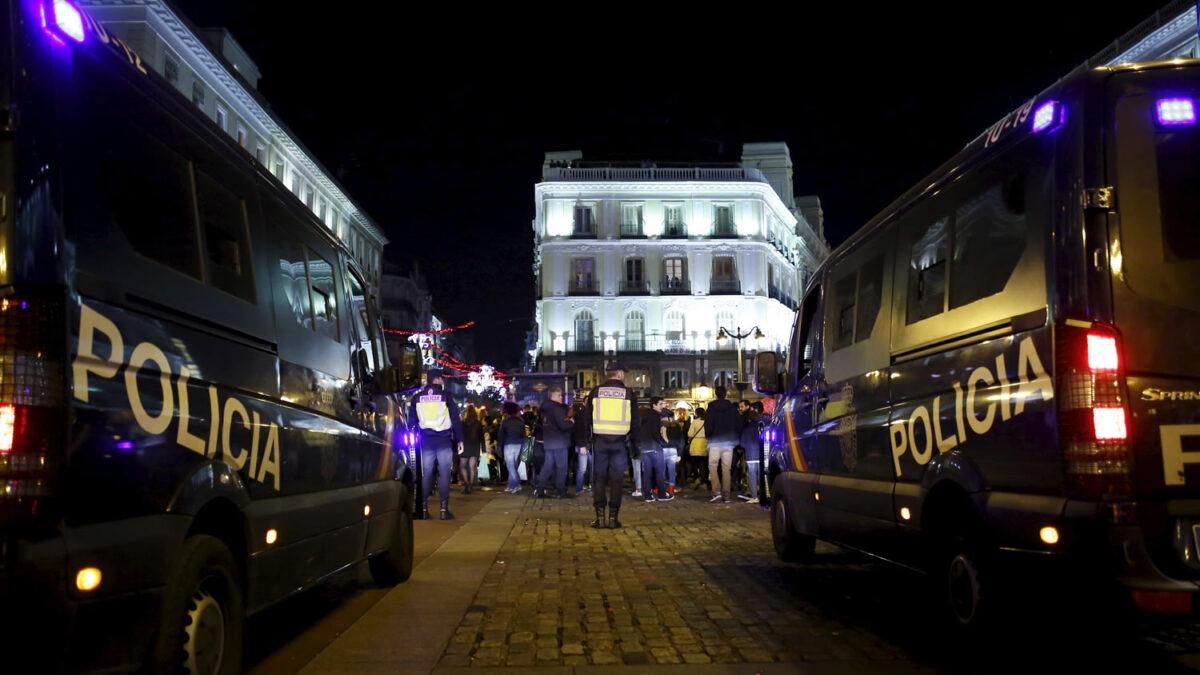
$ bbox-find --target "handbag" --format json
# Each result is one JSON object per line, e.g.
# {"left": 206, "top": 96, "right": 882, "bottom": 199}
{"left": 477, "top": 454, "right": 492, "bottom": 480}
{"left": 519, "top": 435, "right": 534, "bottom": 463}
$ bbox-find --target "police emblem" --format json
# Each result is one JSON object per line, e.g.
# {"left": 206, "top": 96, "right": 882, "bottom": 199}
{"left": 838, "top": 384, "right": 858, "bottom": 473}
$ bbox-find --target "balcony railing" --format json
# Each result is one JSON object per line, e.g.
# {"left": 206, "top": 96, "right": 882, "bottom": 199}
{"left": 659, "top": 278, "right": 691, "bottom": 295}
{"left": 619, "top": 337, "right": 646, "bottom": 351}
{"left": 573, "top": 336, "right": 602, "bottom": 353}
{"left": 568, "top": 280, "right": 599, "bottom": 295}
{"left": 620, "top": 224, "right": 645, "bottom": 238}
{"left": 619, "top": 280, "right": 650, "bottom": 295}
{"left": 769, "top": 284, "right": 798, "bottom": 310}
{"left": 709, "top": 279, "right": 741, "bottom": 295}
{"left": 544, "top": 166, "right": 768, "bottom": 184}
{"left": 711, "top": 223, "right": 738, "bottom": 239}
{"left": 662, "top": 224, "right": 688, "bottom": 239}
{"left": 572, "top": 225, "right": 596, "bottom": 238}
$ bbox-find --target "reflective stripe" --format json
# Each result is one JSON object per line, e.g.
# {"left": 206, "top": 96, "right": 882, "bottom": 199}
{"left": 592, "top": 396, "right": 630, "bottom": 435}
{"left": 417, "top": 396, "right": 451, "bottom": 431}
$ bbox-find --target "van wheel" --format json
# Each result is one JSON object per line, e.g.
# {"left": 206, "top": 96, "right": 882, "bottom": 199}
{"left": 369, "top": 498, "right": 414, "bottom": 586}
{"left": 149, "top": 535, "right": 243, "bottom": 675}
{"left": 939, "top": 531, "right": 993, "bottom": 631}
{"left": 771, "top": 494, "right": 815, "bottom": 562}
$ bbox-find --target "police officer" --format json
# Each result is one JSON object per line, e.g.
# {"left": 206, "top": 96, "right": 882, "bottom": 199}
{"left": 410, "top": 368, "right": 464, "bottom": 520}
{"left": 584, "top": 362, "right": 639, "bottom": 528}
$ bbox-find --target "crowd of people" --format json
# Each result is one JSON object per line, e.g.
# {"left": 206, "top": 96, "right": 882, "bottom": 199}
{"left": 411, "top": 365, "right": 770, "bottom": 525}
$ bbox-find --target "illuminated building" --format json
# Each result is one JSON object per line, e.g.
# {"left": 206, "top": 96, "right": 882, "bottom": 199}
{"left": 532, "top": 143, "right": 829, "bottom": 403}
{"left": 76, "top": 0, "right": 387, "bottom": 292}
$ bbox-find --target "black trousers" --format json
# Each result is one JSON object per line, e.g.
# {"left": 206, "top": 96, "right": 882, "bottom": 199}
{"left": 592, "top": 436, "right": 629, "bottom": 510}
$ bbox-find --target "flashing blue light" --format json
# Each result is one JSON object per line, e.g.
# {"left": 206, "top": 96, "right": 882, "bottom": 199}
{"left": 116, "top": 441, "right": 134, "bottom": 450}
{"left": 1032, "top": 101, "right": 1061, "bottom": 133}
{"left": 42, "top": 0, "right": 86, "bottom": 43}
{"left": 1157, "top": 98, "right": 1196, "bottom": 125}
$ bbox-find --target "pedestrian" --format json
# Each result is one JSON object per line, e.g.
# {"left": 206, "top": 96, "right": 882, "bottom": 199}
{"left": 664, "top": 407, "right": 688, "bottom": 495}
{"left": 738, "top": 400, "right": 764, "bottom": 504}
{"left": 630, "top": 431, "right": 644, "bottom": 499}
{"left": 498, "top": 401, "right": 527, "bottom": 493}
{"left": 638, "top": 396, "right": 673, "bottom": 501}
{"left": 459, "top": 404, "right": 484, "bottom": 494}
{"left": 688, "top": 407, "right": 707, "bottom": 489}
{"left": 536, "top": 387, "right": 573, "bottom": 498}
{"left": 705, "top": 386, "right": 739, "bottom": 503}
{"left": 584, "top": 362, "right": 639, "bottom": 528}
{"left": 410, "top": 368, "right": 464, "bottom": 520}
{"left": 571, "top": 399, "right": 592, "bottom": 495}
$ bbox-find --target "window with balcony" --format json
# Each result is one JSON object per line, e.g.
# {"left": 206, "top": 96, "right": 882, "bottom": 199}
{"left": 715, "top": 311, "right": 734, "bottom": 348}
{"left": 714, "top": 204, "right": 736, "bottom": 237}
{"left": 621, "top": 204, "right": 644, "bottom": 237}
{"left": 573, "top": 204, "right": 596, "bottom": 236}
{"left": 713, "top": 370, "right": 737, "bottom": 388}
{"left": 662, "top": 257, "right": 689, "bottom": 294}
{"left": 192, "top": 81, "right": 206, "bottom": 109}
{"left": 711, "top": 256, "right": 739, "bottom": 294}
{"left": 164, "top": 51, "right": 179, "bottom": 86}
{"left": 622, "top": 258, "right": 646, "bottom": 294}
{"left": 665, "top": 310, "right": 686, "bottom": 343}
{"left": 663, "top": 370, "right": 690, "bottom": 390}
{"left": 624, "top": 311, "right": 645, "bottom": 351}
{"left": 664, "top": 204, "right": 686, "bottom": 238}
{"left": 575, "top": 310, "right": 596, "bottom": 352}
{"left": 216, "top": 104, "right": 228, "bottom": 132}
{"left": 570, "top": 258, "right": 597, "bottom": 294}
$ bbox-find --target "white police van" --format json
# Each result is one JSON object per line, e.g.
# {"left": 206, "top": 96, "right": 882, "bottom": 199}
{"left": 756, "top": 57, "right": 1200, "bottom": 628}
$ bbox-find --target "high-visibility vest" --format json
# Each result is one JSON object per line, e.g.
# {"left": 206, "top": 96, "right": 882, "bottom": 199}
{"left": 591, "top": 386, "right": 631, "bottom": 435}
{"left": 416, "top": 390, "right": 451, "bottom": 431}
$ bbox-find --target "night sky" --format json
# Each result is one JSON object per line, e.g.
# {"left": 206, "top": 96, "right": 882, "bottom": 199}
{"left": 173, "top": 0, "right": 1168, "bottom": 368}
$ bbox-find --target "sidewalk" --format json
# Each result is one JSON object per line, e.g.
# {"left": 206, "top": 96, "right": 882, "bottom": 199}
{"left": 299, "top": 488, "right": 939, "bottom": 675}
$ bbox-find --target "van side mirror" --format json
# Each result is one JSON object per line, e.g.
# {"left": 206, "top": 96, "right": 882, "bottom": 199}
{"left": 754, "top": 352, "right": 782, "bottom": 395}
{"left": 380, "top": 343, "right": 423, "bottom": 394}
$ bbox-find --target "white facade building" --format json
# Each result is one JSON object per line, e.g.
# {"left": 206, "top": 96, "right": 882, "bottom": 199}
{"left": 77, "top": 0, "right": 387, "bottom": 291}
{"left": 532, "top": 143, "right": 829, "bottom": 401}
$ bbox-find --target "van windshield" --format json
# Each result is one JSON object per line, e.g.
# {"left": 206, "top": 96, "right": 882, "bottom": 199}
{"left": 1113, "top": 89, "right": 1200, "bottom": 313}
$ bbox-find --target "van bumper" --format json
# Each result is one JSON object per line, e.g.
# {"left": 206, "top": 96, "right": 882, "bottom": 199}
{"left": 0, "top": 514, "right": 190, "bottom": 673}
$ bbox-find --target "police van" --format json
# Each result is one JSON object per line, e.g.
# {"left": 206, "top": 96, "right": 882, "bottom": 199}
{"left": 1, "top": 1, "right": 421, "bottom": 672}
{"left": 755, "top": 57, "right": 1200, "bottom": 627}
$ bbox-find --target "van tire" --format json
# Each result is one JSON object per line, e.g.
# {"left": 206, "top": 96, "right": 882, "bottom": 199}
{"left": 368, "top": 498, "right": 414, "bottom": 586}
{"left": 149, "top": 535, "right": 244, "bottom": 675}
{"left": 771, "top": 494, "right": 816, "bottom": 562}
{"left": 937, "top": 527, "right": 994, "bottom": 632}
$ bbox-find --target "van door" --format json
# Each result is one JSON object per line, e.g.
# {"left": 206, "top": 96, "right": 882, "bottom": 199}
{"left": 776, "top": 285, "right": 823, "bottom": 537}
{"left": 1109, "top": 70, "right": 1200, "bottom": 514}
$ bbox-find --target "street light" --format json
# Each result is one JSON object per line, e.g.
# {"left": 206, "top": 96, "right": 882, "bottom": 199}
{"left": 716, "top": 325, "right": 765, "bottom": 399}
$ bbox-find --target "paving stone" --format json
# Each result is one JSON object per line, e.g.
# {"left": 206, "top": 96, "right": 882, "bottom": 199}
{"left": 439, "top": 654, "right": 472, "bottom": 667}
{"left": 682, "top": 652, "right": 712, "bottom": 664}
{"left": 591, "top": 652, "right": 620, "bottom": 665}
{"left": 536, "top": 647, "right": 560, "bottom": 661}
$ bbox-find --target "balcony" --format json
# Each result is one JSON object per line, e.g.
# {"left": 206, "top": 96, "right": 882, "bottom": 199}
{"left": 568, "top": 280, "right": 599, "bottom": 296}
{"left": 572, "top": 336, "right": 602, "bottom": 353}
{"left": 571, "top": 225, "right": 596, "bottom": 239}
{"left": 619, "top": 280, "right": 650, "bottom": 295}
{"left": 618, "top": 337, "right": 647, "bottom": 351}
{"left": 544, "top": 166, "right": 768, "bottom": 184}
{"left": 711, "top": 224, "right": 738, "bottom": 239}
{"left": 769, "top": 284, "right": 798, "bottom": 310}
{"left": 662, "top": 224, "right": 688, "bottom": 239}
{"left": 619, "top": 224, "right": 646, "bottom": 238}
{"left": 659, "top": 278, "right": 691, "bottom": 295}
{"left": 709, "top": 279, "right": 741, "bottom": 295}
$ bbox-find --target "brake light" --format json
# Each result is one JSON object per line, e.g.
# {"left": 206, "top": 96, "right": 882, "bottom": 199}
{"left": 0, "top": 295, "right": 66, "bottom": 524}
{"left": 1057, "top": 323, "right": 1132, "bottom": 499}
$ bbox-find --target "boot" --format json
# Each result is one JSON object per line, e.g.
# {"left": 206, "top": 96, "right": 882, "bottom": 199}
{"left": 608, "top": 508, "right": 622, "bottom": 529}
{"left": 440, "top": 501, "right": 455, "bottom": 520}
{"left": 591, "top": 506, "right": 606, "bottom": 528}
{"left": 419, "top": 502, "right": 432, "bottom": 520}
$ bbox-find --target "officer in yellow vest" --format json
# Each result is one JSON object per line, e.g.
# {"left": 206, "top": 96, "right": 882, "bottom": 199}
{"left": 584, "top": 362, "right": 639, "bottom": 528}
{"left": 409, "top": 368, "right": 464, "bottom": 520}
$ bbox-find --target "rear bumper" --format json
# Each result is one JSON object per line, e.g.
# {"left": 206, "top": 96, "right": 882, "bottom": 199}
{"left": 1, "top": 514, "right": 190, "bottom": 673}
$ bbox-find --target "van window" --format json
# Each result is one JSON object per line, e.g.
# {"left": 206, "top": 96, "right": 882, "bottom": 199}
{"left": 195, "top": 168, "right": 255, "bottom": 302}
{"left": 906, "top": 217, "right": 949, "bottom": 323}
{"left": 347, "top": 270, "right": 380, "bottom": 375}
{"left": 830, "top": 254, "right": 885, "bottom": 352}
{"left": 308, "top": 250, "right": 340, "bottom": 343}
{"left": 950, "top": 176, "right": 1027, "bottom": 309}
{"left": 102, "top": 125, "right": 200, "bottom": 279}
{"left": 279, "top": 239, "right": 313, "bottom": 329}
{"left": 794, "top": 286, "right": 822, "bottom": 379}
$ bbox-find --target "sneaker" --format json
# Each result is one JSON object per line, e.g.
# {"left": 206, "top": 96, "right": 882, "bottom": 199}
{"left": 746, "top": 497, "right": 760, "bottom": 504}
{"left": 723, "top": 499, "right": 732, "bottom": 504}
{"left": 737, "top": 494, "right": 752, "bottom": 501}
{"left": 658, "top": 493, "right": 674, "bottom": 502}
{"left": 632, "top": 490, "right": 643, "bottom": 498}
{"left": 668, "top": 485, "right": 675, "bottom": 496}
{"left": 709, "top": 495, "right": 724, "bottom": 503}
{"left": 644, "top": 497, "right": 655, "bottom": 503}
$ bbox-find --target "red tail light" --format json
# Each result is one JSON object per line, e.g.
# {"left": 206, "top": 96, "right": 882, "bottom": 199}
{"left": 1057, "top": 323, "right": 1132, "bottom": 499}
{"left": 0, "top": 295, "right": 66, "bottom": 525}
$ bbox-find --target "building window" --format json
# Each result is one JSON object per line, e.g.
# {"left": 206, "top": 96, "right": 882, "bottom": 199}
{"left": 163, "top": 52, "right": 179, "bottom": 85}
{"left": 713, "top": 370, "right": 737, "bottom": 388}
{"left": 255, "top": 143, "right": 266, "bottom": 164}
{"left": 621, "top": 204, "right": 643, "bottom": 236}
{"left": 664, "top": 310, "right": 685, "bottom": 342}
{"left": 663, "top": 370, "right": 690, "bottom": 390}
{"left": 662, "top": 257, "right": 687, "bottom": 291}
{"left": 570, "top": 258, "right": 595, "bottom": 294}
{"left": 304, "top": 184, "right": 314, "bottom": 209}
{"left": 622, "top": 258, "right": 645, "bottom": 294}
{"left": 715, "top": 310, "right": 734, "bottom": 340}
{"left": 291, "top": 171, "right": 301, "bottom": 194}
{"left": 576, "top": 369, "right": 602, "bottom": 390}
{"left": 573, "top": 204, "right": 595, "bottom": 236}
{"left": 215, "top": 104, "right": 228, "bottom": 131}
{"left": 574, "top": 310, "right": 595, "bottom": 352}
{"left": 624, "top": 311, "right": 645, "bottom": 351}
{"left": 664, "top": 204, "right": 686, "bottom": 237}
{"left": 274, "top": 161, "right": 284, "bottom": 179}
{"left": 714, "top": 204, "right": 735, "bottom": 236}
{"left": 192, "top": 81, "right": 205, "bottom": 109}
{"left": 711, "top": 256, "right": 738, "bottom": 294}
{"left": 318, "top": 197, "right": 328, "bottom": 222}
{"left": 236, "top": 124, "right": 247, "bottom": 147}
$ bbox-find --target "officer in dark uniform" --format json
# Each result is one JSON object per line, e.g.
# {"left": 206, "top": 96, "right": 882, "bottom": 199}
{"left": 584, "top": 362, "right": 639, "bottom": 528}
{"left": 409, "top": 368, "right": 464, "bottom": 520}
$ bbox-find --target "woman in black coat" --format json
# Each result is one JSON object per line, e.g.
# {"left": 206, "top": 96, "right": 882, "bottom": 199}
{"left": 459, "top": 405, "right": 484, "bottom": 494}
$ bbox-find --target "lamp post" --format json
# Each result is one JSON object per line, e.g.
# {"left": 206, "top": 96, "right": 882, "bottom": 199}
{"left": 716, "top": 325, "right": 765, "bottom": 400}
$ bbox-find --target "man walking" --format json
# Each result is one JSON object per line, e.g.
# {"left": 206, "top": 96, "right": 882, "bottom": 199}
{"left": 638, "top": 396, "right": 673, "bottom": 502}
{"left": 585, "top": 362, "right": 639, "bottom": 528}
{"left": 572, "top": 400, "right": 592, "bottom": 495}
{"left": 410, "top": 368, "right": 464, "bottom": 520}
{"left": 536, "top": 387, "right": 573, "bottom": 498}
{"left": 738, "top": 400, "right": 764, "bottom": 503}
{"left": 704, "top": 386, "right": 739, "bottom": 503}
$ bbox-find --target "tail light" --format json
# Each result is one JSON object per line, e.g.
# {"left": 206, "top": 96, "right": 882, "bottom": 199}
{"left": 0, "top": 295, "right": 66, "bottom": 526}
{"left": 1057, "top": 322, "right": 1132, "bottom": 499}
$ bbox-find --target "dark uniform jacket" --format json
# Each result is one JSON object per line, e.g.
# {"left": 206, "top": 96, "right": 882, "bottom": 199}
{"left": 704, "top": 397, "right": 739, "bottom": 444}
{"left": 539, "top": 399, "right": 573, "bottom": 449}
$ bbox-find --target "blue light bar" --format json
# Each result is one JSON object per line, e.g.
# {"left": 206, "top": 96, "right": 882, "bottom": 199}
{"left": 1032, "top": 101, "right": 1062, "bottom": 133}
{"left": 1157, "top": 98, "right": 1196, "bottom": 126}
{"left": 41, "top": 0, "right": 86, "bottom": 43}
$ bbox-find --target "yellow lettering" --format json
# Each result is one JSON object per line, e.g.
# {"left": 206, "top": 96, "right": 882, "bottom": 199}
{"left": 257, "top": 423, "right": 280, "bottom": 490}
{"left": 908, "top": 406, "right": 933, "bottom": 465}
{"left": 932, "top": 395, "right": 958, "bottom": 453}
{"left": 206, "top": 386, "right": 220, "bottom": 457}
{"left": 1014, "top": 336, "right": 1054, "bottom": 415}
{"left": 889, "top": 419, "right": 907, "bottom": 477}
{"left": 967, "top": 366, "right": 996, "bottom": 436}
{"left": 249, "top": 411, "right": 261, "bottom": 476}
{"left": 73, "top": 304, "right": 124, "bottom": 403}
{"left": 174, "top": 365, "right": 207, "bottom": 456}
{"left": 125, "top": 342, "right": 173, "bottom": 435}
{"left": 995, "top": 353, "right": 1012, "bottom": 421}
{"left": 222, "top": 398, "right": 250, "bottom": 470}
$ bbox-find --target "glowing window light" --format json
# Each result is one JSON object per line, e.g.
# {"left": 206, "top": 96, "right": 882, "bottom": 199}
{"left": 75, "top": 567, "right": 102, "bottom": 592}
{"left": 42, "top": 0, "right": 86, "bottom": 43}
{"left": 1157, "top": 98, "right": 1196, "bottom": 125}
{"left": 1093, "top": 407, "right": 1127, "bottom": 441}
{"left": 0, "top": 404, "right": 13, "bottom": 452}
{"left": 1032, "top": 101, "right": 1061, "bottom": 133}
